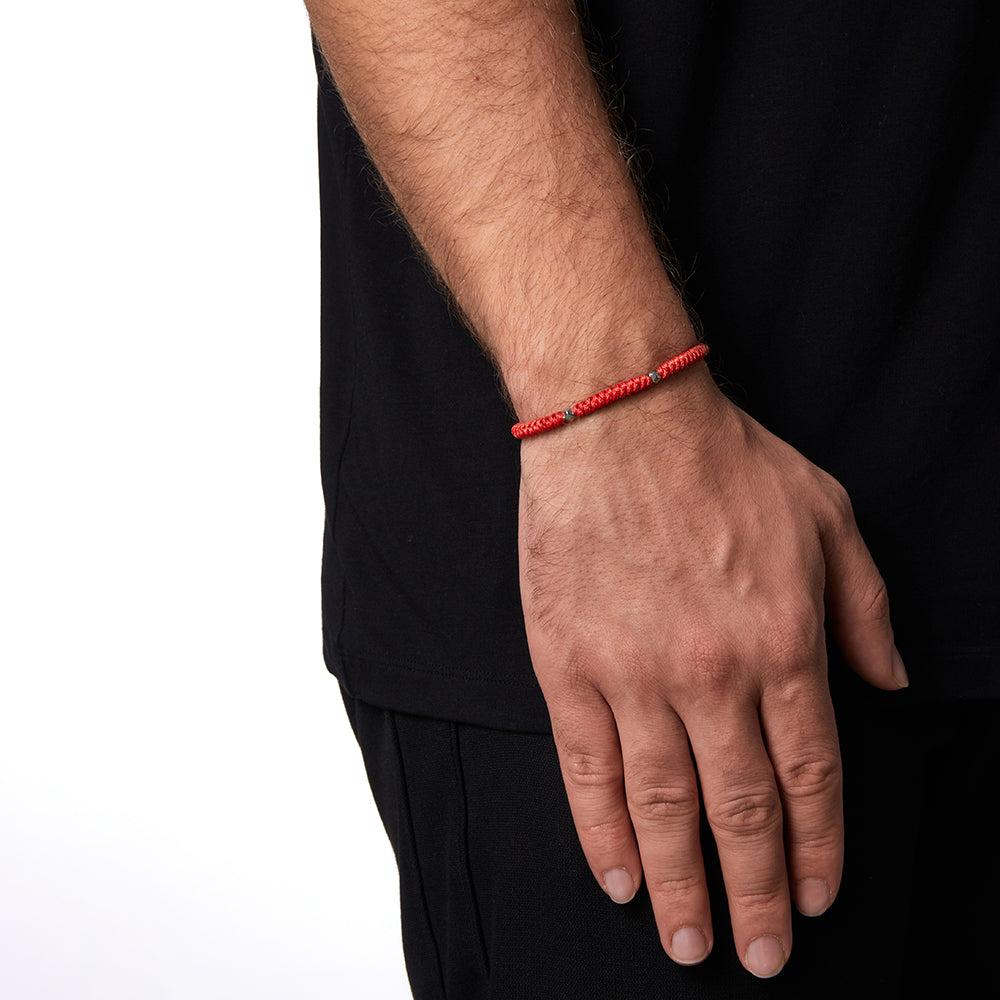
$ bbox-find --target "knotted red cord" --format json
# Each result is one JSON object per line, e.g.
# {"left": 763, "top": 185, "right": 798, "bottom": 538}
{"left": 511, "top": 343, "right": 709, "bottom": 439}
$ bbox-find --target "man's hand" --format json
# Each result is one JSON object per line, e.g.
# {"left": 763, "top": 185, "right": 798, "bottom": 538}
{"left": 519, "top": 376, "right": 906, "bottom": 978}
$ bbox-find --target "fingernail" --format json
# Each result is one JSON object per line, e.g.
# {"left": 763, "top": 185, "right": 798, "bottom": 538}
{"left": 745, "top": 935, "right": 787, "bottom": 978}
{"left": 795, "top": 877, "right": 832, "bottom": 916}
{"left": 671, "top": 926, "right": 709, "bottom": 965}
{"left": 603, "top": 868, "right": 635, "bottom": 904}
{"left": 891, "top": 647, "right": 909, "bottom": 689}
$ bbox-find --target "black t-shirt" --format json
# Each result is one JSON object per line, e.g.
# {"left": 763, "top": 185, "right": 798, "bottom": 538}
{"left": 313, "top": 1, "right": 999, "bottom": 732}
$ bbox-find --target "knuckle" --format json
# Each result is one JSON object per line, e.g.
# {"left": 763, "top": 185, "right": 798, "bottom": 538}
{"left": 813, "top": 473, "right": 859, "bottom": 538}
{"left": 767, "top": 615, "right": 822, "bottom": 675}
{"left": 679, "top": 626, "right": 739, "bottom": 691}
{"left": 818, "top": 472, "right": 854, "bottom": 523}
{"left": 559, "top": 745, "right": 620, "bottom": 789}
{"left": 627, "top": 778, "right": 700, "bottom": 827}
{"left": 828, "top": 480, "right": 853, "bottom": 518}
{"left": 578, "top": 812, "right": 631, "bottom": 840}
{"left": 729, "top": 878, "right": 786, "bottom": 914}
{"left": 647, "top": 871, "right": 703, "bottom": 900}
{"left": 577, "top": 813, "right": 636, "bottom": 855}
{"left": 858, "top": 579, "right": 891, "bottom": 628}
{"left": 709, "top": 786, "right": 783, "bottom": 838}
{"left": 791, "top": 827, "right": 842, "bottom": 857}
{"left": 780, "top": 754, "right": 841, "bottom": 799}
{"left": 557, "top": 643, "right": 600, "bottom": 690}
{"left": 593, "top": 638, "right": 654, "bottom": 702}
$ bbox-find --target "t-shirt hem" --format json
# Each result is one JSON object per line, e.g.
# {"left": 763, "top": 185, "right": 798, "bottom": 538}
{"left": 325, "top": 642, "right": 553, "bottom": 734}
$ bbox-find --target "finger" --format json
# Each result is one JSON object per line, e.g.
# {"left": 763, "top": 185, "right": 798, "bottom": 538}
{"left": 548, "top": 690, "right": 644, "bottom": 906}
{"left": 687, "top": 705, "right": 792, "bottom": 979}
{"left": 760, "top": 672, "right": 844, "bottom": 918}
{"left": 618, "top": 704, "right": 713, "bottom": 966}
{"left": 822, "top": 499, "right": 908, "bottom": 690}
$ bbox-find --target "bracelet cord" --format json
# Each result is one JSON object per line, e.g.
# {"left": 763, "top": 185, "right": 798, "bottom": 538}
{"left": 511, "top": 343, "right": 709, "bottom": 439}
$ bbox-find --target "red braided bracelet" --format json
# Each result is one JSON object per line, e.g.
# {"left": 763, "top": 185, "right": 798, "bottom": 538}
{"left": 511, "top": 342, "right": 709, "bottom": 439}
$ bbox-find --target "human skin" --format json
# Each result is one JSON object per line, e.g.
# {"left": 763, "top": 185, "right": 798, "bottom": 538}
{"left": 304, "top": 0, "right": 908, "bottom": 979}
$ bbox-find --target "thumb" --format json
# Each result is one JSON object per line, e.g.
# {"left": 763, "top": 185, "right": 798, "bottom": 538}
{"left": 823, "top": 520, "right": 909, "bottom": 691}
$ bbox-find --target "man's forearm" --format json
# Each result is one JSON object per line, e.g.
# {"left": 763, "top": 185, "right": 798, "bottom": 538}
{"left": 304, "top": 0, "right": 700, "bottom": 418}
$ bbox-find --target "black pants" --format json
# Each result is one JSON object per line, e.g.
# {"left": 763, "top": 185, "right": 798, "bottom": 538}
{"left": 342, "top": 678, "right": 999, "bottom": 999}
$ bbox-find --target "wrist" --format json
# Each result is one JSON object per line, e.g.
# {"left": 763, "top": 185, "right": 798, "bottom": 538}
{"left": 518, "top": 369, "right": 739, "bottom": 499}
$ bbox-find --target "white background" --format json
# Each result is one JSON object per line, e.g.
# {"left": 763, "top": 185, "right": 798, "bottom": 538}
{"left": 1, "top": 2, "right": 410, "bottom": 996}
